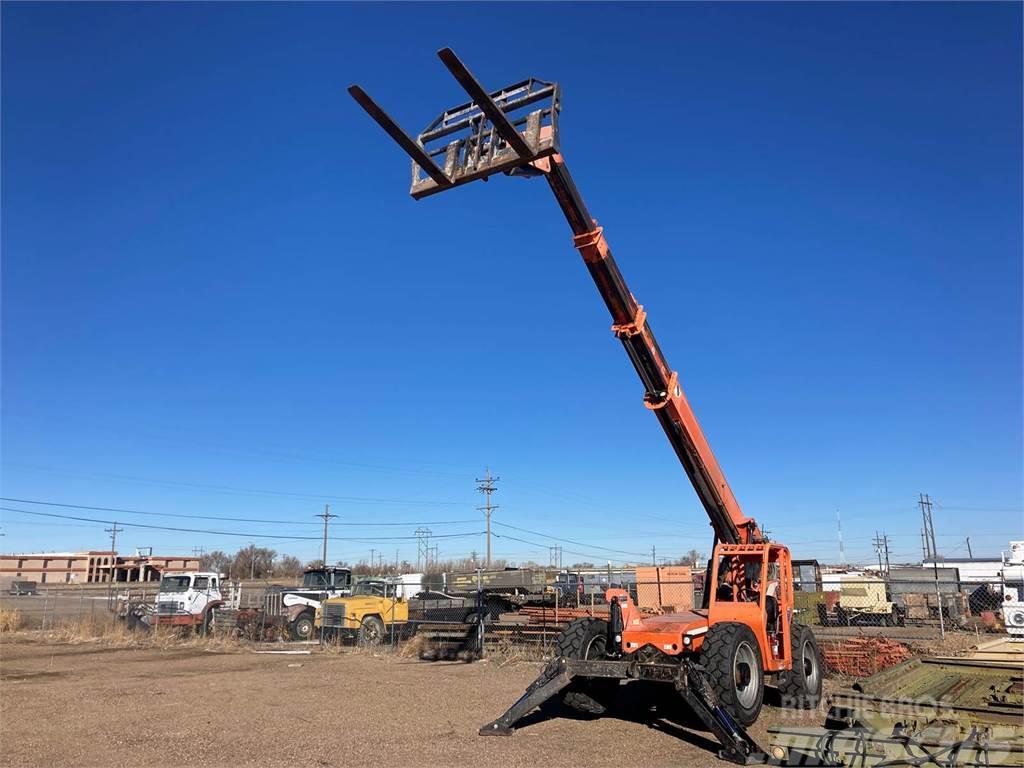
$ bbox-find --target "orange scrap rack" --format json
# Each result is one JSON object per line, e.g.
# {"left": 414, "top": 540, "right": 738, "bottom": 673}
{"left": 819, "top": 636, "right": 912, "bottom": 677}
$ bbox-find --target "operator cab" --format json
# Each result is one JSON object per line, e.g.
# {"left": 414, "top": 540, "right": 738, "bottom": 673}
{"left": 708, "top": 543, "right": 792, "bottom": 668}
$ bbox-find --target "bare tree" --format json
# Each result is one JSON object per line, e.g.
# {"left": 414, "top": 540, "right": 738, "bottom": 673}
{"left": 200, "top": 550, "right": 232, "bottom": 575}
{"left": 274, "top": 555, "right": 303, "bottom": 577}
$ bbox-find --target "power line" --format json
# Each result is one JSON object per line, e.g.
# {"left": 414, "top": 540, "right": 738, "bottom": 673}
{"left": 0, "top": 497, "right": 477, "bottom": 527}
{"left": 491, "top": 531, "right": 635, "bottom": 565}
{"left": 491, "top": 521, "right": 649, "bottom": 558}
{"left": 2, "top": 465, "right": 471, "bottom": 507}
{"left": 1, "top": 506, "right": 484, "bottom": 543}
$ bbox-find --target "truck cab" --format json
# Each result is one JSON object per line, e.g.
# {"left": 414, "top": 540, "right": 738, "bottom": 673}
{"left": 153, "top": 571, "right": 228, "bottom": 631}
{"left": 280, "top": 566, "right": 353, "bottom": 641}
{"left": 316, "top": 578, "right": 409, "bottom": 645}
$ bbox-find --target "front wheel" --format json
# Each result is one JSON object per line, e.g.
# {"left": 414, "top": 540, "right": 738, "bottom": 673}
{"left": 778, "top": 624, "right": 823, "bottom": 709}
{"left": 701, "top": 622, "right": 765, "bottom": 726}
{"left": 357, "top": 615, "right": 386, "bottom": 646}
{"left": 555, "top": 618, "right": 618, "bottom": 715}
{"left": 289, "top": 611, "right": 315, "bottom": 642}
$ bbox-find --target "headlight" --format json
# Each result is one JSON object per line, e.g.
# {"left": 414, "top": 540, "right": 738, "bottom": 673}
{"left": 178, "top": 602, "right": 185, "bottom": 610}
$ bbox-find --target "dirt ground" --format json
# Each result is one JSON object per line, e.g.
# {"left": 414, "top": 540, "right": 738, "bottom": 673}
{"left": 0, "top": 636, "right": 828, "bottom": 768}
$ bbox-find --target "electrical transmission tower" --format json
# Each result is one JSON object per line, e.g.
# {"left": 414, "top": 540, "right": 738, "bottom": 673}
{"left": 316, "top": 505, "right": 338, "bottom": 565}
{"left": 476, "top": 468, "right": 500, "bottom": 567}
{"left": 549, "top": 546, "right": 562, "bottom": 569}
{"left": 872, "top": 531, "right": 891, "bottom": 576}
{"left": 415, "top": 528, "right": 432, "bottom": 570}
{"left": 919, "top": 493, "right": 938, "bottom": 563}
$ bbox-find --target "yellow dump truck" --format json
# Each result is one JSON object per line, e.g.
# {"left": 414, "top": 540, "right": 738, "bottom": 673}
{"left": 315, "top": 578, "right": 477, "bottom": 644}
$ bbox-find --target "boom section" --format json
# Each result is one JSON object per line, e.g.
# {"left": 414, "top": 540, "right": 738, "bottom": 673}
{"left": 536, "top": 156, "right": 759, "bottom": 545}
{"left": 348, "top": 48, "right": 762, "bottom": 545}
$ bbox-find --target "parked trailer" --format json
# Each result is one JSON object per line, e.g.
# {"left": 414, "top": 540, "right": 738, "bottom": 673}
{"left": 8, "top": 581, "right": 37, "bottom": 596}
{"left": 887, "top": 566, "right": 969, "bottom": 626}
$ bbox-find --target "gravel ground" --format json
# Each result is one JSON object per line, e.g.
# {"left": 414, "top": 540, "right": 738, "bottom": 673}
{"left": 1, "top": 637, "right": 828, "bottom": 768}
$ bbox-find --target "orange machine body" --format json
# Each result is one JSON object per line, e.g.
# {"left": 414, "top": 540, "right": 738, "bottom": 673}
{"left": 612, "top": 543, "right": 793, "bottom": 673}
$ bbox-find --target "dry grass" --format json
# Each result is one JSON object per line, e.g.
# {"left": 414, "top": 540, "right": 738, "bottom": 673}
{"left": 0, "top": 609, "right": 24, "bottom": 633}
{"left": 2, "top": 616, "right": 244, "bottom": 653}
{"left": 398, "top": 633, "right": 426, "bottom": 658}
{"left": 486, "top": 637, "right": 548, "bottom": 666}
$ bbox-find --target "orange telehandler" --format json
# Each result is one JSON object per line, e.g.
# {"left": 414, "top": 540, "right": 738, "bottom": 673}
{"left": 349, "top": 49, "right": 823, "bottom": 764}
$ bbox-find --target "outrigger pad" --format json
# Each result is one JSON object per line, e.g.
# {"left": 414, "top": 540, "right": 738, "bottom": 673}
{"left": 349, "top": 48, "right": 560, "bottom": 199}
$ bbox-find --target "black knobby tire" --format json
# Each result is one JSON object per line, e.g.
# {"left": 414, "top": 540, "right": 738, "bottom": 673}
{"left": 358, "top": 615, "right": 386, "bottom": 646}
{"left": 777, "top": 623, "right": 823, "bottom": 709}
{"left": 289, "top": 611, "right": 315, "bottom": 642}
{"left": 556, "top": 618, "right": 618, "bottom": 715}
{"left": 700, "top": 622, "right": 765, "bottom": 726}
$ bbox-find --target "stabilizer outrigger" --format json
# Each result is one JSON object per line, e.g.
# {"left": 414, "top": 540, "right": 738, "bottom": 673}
{"left": 479, "top": 654, "right": 766, "bottom": 766}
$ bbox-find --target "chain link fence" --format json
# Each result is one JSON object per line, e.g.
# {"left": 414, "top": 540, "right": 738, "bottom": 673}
{"left": 5, "top": 569, "right": 1017, "bottom": 675}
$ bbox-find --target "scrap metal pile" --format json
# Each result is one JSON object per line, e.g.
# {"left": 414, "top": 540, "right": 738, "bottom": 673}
{"left": 819, "top": 636, "right": 913, "bottom": 677}
{"left": 769, "top": 642, "right": 1024, "bottom": 767}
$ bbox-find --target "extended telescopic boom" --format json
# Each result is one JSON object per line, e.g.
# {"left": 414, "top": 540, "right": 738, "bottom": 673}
{"left": 349, "top": 48, "right": 763, "bottom": 547}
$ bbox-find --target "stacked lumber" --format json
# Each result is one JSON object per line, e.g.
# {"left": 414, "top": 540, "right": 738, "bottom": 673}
{"left": 516, "top": 605, "right": 606, "bottom": 624}
{"left": 820, "top": 636, "right": 912, "bottom": 677}
{"left": 483, "top": 605, "right": 608, "bottom": 646}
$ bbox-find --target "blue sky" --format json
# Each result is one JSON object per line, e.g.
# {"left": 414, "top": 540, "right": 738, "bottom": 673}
{"left": 2, "top": 2, "right": 1021, "bottom": 568}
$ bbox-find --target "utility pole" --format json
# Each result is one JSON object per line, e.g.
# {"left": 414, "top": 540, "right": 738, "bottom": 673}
{"left": 249, "top": 542, "right": 256, "bottom": 580}
{"left": 965, "top": 536, "right": 973, "bottom": 558}
{"left": 104, "top": 522, "right": 123, "bottom": 588}
{"left": 919, "top": 493, "right": 938, "bottom": 562}
{"left": 370, "top": 548, "right": 376, "bottom": 572}
{"left": 476, "top": 468, "right": 500, "bottom": 568}
{"left": 316, "top": 504, "right": 337, "bottom": 565}
{"left": 836, "top": 509, "right": 846, "bottom": 566}
{"left": 919, "top": 493, "right": 945, "bottom": 638}
{"left": 395, "top": 549, "right": 400, "bottom": 573}
{"left": 651, "top": 545, "right": 656, "bottom": 566}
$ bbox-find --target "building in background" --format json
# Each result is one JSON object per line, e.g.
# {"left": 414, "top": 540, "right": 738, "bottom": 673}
{"left": 0, "top": 550, "right": 199, "bottom": 586}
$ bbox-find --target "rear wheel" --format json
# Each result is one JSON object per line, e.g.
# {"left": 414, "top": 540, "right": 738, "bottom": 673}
{"left": 357, "top": 615, "right": 386, "bottom": 646}
{"left": 778, "top": 624, "right": 823, "bottom": 708}
{"left": 556, "top": 618, "right": 618, "bottom": 715}
{"left": 701, "top": 622, "right": 765, "bottom": 726}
